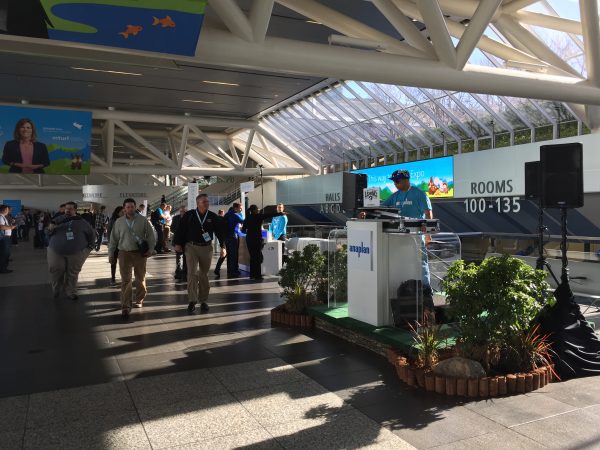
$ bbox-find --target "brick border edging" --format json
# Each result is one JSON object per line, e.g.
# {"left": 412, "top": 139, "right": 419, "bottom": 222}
{"left": 270, "top": 306, "right": 314, "bottom": 329}
{"left": 386, "top": 348, "right": 556, "bottom": 397}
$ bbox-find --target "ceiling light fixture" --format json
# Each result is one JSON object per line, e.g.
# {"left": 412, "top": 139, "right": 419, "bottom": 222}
{"left": 328, "top": 34, "right": 385, "bottom": 51}
{"left": 182, "top": 99, "right": 214, "bottom": 104}
{"left": 306, "top": 20, "right": 322, "bottom": 25}
{"left": 71, "top": 67, "right": 143, "bottom": 76}
{"left": 202, "top": 80, "right": 239, "bottom": 87}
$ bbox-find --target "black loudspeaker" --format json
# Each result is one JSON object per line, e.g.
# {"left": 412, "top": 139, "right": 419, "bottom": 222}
{"left": 342, "top": 173, "right": 368, "bottom": 210}
{"left": 540, "top": 143, "right": 584, "bottom": 209}
{"left": 524, "top": 161, "right": 540, "bottom": 200}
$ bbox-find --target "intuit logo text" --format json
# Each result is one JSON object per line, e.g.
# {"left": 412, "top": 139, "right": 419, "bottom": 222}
{"left": 349, "top": 242, "right": 370, "bottom": 258}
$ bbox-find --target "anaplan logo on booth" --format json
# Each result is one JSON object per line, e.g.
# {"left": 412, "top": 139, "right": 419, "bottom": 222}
{"left": 349, "top": 242, "right": 370, "bottom": 258}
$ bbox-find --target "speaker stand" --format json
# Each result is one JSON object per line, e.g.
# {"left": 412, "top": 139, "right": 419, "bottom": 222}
{"left": 540, "top": 206, "right": 600, "bottom": 380}
{"left": 535, "top": 204, "right": 559, "bottom": 285}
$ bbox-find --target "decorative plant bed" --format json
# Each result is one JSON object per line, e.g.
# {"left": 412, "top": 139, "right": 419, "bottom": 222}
{"left": 386, "top": 348, "right": 556, "bottom": 397}
{"left": 271, "top": 305, "right": 314, "bottom": 329}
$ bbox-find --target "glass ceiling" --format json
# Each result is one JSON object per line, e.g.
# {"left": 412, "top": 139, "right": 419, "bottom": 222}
{"left": 258, "top": 79, "right": 575, "bottom": 166}
{"left": 249, "top": 0, "right": 588, "bottom": 167}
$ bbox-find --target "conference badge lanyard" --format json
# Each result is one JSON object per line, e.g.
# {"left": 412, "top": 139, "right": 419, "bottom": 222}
{"left": 66, "top": 220, "right": 74, "bottom": 241}
{"left": 126, "top": 217, "right": 142, "bottom": 244}
{"left": 195, "top": 209, "right": 212, "bottom": 243}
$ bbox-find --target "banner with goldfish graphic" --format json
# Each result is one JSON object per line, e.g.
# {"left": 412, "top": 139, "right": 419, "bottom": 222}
{"left": 353, "top": 156, "right": 454, "bottom": 200}
{"left": 0, "top": 1, "right": 207, "bottom": 56}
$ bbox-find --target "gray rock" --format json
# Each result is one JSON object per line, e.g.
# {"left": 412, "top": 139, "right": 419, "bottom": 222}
{"left": 432, "top": 357, "right": 486, "bottom": 378}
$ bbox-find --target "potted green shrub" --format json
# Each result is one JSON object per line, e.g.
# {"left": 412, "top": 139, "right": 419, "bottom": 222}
{"left": 272, "top": 244, "right": 325, "bottom": 327}
{"left": 441, "top": 255, "right": 550, "bottom": 372}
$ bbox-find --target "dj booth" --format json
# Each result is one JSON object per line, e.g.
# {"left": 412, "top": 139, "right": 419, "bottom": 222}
{"left": 346, "top": 208, "right": 459, "bottom": 327}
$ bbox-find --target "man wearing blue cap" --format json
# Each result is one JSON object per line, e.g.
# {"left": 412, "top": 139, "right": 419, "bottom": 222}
{"left": 382, "top": 170, "right": 432, "bottom": 221}
{"left": 382, "top": 169, "right": 434, "bottom": 318}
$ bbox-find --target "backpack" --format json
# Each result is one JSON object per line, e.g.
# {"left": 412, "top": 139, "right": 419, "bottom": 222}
{"left": 150, "top": 208, "right": 161, "bottom": 225}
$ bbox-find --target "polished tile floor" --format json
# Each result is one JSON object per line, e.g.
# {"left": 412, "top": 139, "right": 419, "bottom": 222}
{"left": 2, "top": 243, "right": 600, "bottom": 449}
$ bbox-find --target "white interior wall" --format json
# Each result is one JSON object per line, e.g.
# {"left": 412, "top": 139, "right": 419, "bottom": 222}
{"left": 246, "top": 181, "right": 276, "bottom": 209}
{"left": 0, "top": 189, "right": 81, "bottom": 212}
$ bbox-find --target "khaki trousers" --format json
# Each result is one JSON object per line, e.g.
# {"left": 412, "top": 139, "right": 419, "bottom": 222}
{"left": 47, "top": 247, "right": 90, "bottom": 296}
{"left": 185, "top": 243, "right": 213, "bottom": 303}
{"left": 118, "top": 250, "right": 148, "bottom": 311}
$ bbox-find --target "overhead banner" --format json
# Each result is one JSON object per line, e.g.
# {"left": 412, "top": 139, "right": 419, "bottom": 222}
{"left": 0, "top": 105, "right": 92, "bottom": 175}
{"left": 0, "top": 1, "right": 207, "bottom": 56}
{"left": 353, "top": 156, "right": 454, "bottom": 201}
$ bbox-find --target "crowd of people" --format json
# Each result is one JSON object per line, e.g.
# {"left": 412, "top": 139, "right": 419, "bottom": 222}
{"left": 3, "top": 195, "right": 289, "bottom": 322}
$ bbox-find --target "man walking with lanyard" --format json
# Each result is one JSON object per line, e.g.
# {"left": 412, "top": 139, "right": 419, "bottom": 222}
{"left": 174, "top": 194, "right": 226, "bottom": 313}
{"left": 109, "top": 198, "right": 157, "bottom": 320}
{"left": 382, "top": 170, "right": 434, "bottom": 315}
{"left": 46, "top": 201, "right": 96, "bottom": 300}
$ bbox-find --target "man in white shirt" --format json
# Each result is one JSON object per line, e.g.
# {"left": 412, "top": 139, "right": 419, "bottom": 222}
{"left": 0, "top": 204, "right": 17, "bottom": 273}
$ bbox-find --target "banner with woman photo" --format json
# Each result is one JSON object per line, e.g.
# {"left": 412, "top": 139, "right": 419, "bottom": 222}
{"left": 0, "top": 105, "right": 92, "bottom": 175}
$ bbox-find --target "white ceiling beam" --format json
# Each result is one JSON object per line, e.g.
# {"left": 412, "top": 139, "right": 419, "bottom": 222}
{"left": 112, "top": 158, "right": 162, "bottom": 165}
{"left": 61, "top": 175, "right": 82, "bottom": 185}
{"left": 178, "top": 125, "right": 190, "bottom": 169}
{"left": 502, "top": 0, "right": 542, "bottom": 15}
{"left": 0, "top": 185, "right": 82, "bottom": 191}
{"left": 494, "top": 15, "right": 581, "bottom": 77}
{"left": 196, "top": 27, "right": 597, "bottom": 105}
{"left": 435, "top": 0, "right": 483, "bottom": 18}
{"left": 227, "top": 138, "right": 241, "bottom": 165}
{"left": 92, "top": 165, "right": 309, "bottom": 176}
{"left": 275, "top": 0, "right": 426, "bottom": 58}
{"left": 417, "top": 0, "right": 457, "bottom": 67}
{"left": 104, "top": 119, "right": 115, "bottom": 167}
{"left": 257, "top": 125, "right": 320, "bottom": 174}
{"left": 371, "top": 0, "right": 434, "bottom": 56}
{"left": 580, "top": 0, "right": 600, "bottom": 88}
{"left": 456, "top": 0, "right": 503, "bottom": 70}
{"left": 208, "top": 0, "right": 254, "bottom": 41}
{"left": 186, "top": 142, "right": 232, "bottom": 167}
{"left": 113, "top": 120, "right": 176, "bottom": 167}
{"left": 250, "top": 0, "right": 276, "bottom": 43}
{"left": 113, "top": 136, "right": 163, "bottom": 163}
{"left": 92, "top": 109, "right": 256, "bottom": 130}
{"left": 13, "top": 174, "right": 37, "bottom": 185}
{"left": 189, "top": 125, "right": 240, "bottom": 168}
{"left": 151, "top": 175, "right": 165, "bottom": 186}
{"left": 232, "top": 138, "right": 298, "bottom": 166}
{"left": 91, "top": 153, "right": 107, "bottom": 167}
{"left": 392, "top": 0, "right": 546, "bottom": 67}
{"left": 257, "top": 133, "right": 279, "bottom": 168}
{"left": 515, "top": 10, "right": 582, "bottom": 35}
{"left": 232, "top": 140, "right": 274, "bottom": 168}
{"left": 241, "top": 129, "right": 255, "bottom": 168}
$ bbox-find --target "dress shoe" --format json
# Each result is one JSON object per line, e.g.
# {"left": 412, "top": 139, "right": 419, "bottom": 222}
{"left": 134, "top": 301, "right": 143, "bottom": 308}
{"left": 200, "top": 302, "right": 209, "bottom": 312}
{"left": 187, "top": 302, "right": 196, "bottom": 313}
{"left": 121, "top": 309, "right": 130, "bottom": 321}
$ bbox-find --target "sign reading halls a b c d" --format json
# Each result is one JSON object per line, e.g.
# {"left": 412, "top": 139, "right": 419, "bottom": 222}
{"left": 348, "top": 230, "right": 373, "bottom": 272}
{"left": 363, "top": 188, "right": 380, "bottom": 207}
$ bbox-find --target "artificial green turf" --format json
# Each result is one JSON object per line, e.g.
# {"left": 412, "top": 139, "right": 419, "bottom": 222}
{"left": 309, "top": 303, "right": 457, "bottom": 353}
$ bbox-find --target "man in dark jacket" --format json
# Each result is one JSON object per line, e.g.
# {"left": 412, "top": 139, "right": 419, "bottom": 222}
{"left": 241, "top": 205, "right": 285, "bottom": 281}
{"left": 173, "top": 194, "right": 226, "bottom": 313}
{"left": 171, "top": 205, "right": 187, "bottom": 281}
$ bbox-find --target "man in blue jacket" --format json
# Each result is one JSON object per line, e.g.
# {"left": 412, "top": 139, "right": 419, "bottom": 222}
{"left": 215, "top": 203, "right": 244, "bottom": 278}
